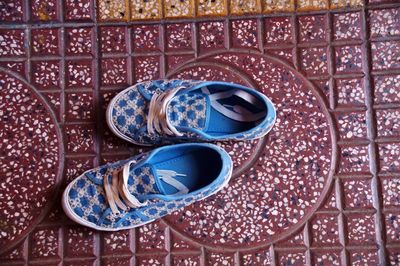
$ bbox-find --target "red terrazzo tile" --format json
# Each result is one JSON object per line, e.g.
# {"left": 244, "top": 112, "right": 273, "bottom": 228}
{"left": 101, "top": 230, "right": 133, "bottom": 255}
{"left": 345, "top": 213, "right": 376, "bottom": 244}
{"left": 311, "top": 251, "right": 341, "bottom": 266}
{"left": 388, "top": 248, "right": 400, "bottom": 266}
{"left": 198, "top": 21, "right": 225, "bottom": 52}
{"left": 381, "top": 176, "right": 400, "bottom": 208}
{"left": 132, "top": 25, "right": 160, "bottom": 52}
{"left": 31, "top": 28, "right": 60, "bottom": 56}
{"left": 333, "top": 12, "right": 362, "bottom": 41}
{"left": 136, "top": 256, "right": 165, "bottom": 265}
{"left": 350, "top": 250, "right": 379, "bottom": 266}
{"left": 166, "top": 23, "right": 193, "bottom": 51}
{"left": 231, "top": 19, "right": 259, "bottom": 49}
{"left": 277, "top": 251, "right": 306, "bottom": 265}
{"left": 379, "top": 143, "right": 400, "bottom": 173}
{"left": 65, "top": 156, "right": 95, "bottom": 183}
{"left": 376, "top": 109, "right": 400, "bottom": 137}
{"left": 31, "top": 60, "right": 61, "bottom": 90}
{"left": 338, "top": 145, "right": 370, "bottom": 174}
{"left": 133, "top": 56, "right": 160, "bottom": 82}
{"left": 241, "top": 250, "right": 272, "bottom": 265}
{"left": 64, "top": 0, "right": 93, "bottom": 21}
{"left": 64, "top": 124, "right": 96, "bottom": 153}
{"left": 0, "top": 0, "right": 24, "bottom": 22}
{"left": 102, "top": 256, "right": 132, "bottom": 266}
{"left": 65, "top": 226, "right": 96, "bottom": 257}
{"left": 312, "top": 79, "right": 330, "bottom": 102}
{"left": 371, "top": 40, "right": 400, "bottom": 70}
{"left": 64, "top": 259, "right": 96, "bottom": 266}
{"left": 336, "top": 78, "right": 365, "bottom": 106}
{"left": 267, "top": 48, "right": 294, "bottom": 65}
{"left": 321, "top": 188, "right": 338, "bottom": 210}
{"left": 385, "top": 213, "right": 400, "bottom": 244}
{"left": 311, "top": 214, "right": 340, "bottom": 246}
{"left": 170, "top": 232, "right": 198, "bottom": 251}
{"left": 0, "top": 71, "right": 61, "bottom": 253}
{"left": 29, "top": 227, "right": 60, "bottom": 259}
{"left": 0, "top": 240, "right": 25, "bottom": 261}
{"left": 206, "top": 252, "right": 235, "bottom": 265}
{"left": 31, "top": 0, "right": 59, "bottom": 22}
{"left": 369, "top": 8, "right": 400, "bottom": 38}
{"left": 343, "top": 179, "right": 373, "bottom": 209}
{"left": 172, "top": 255, "right": 200, "bottom": 266}
{"left": 0, "top": 29, "right": 26, "bottom": 57}
{"left": 136, "top": 221, "right": 166, "bottom": 252}
{"left": 65, "top": 60, "right": 94, "bottom": 88}
{"left": 100, "top": 26, "right": 127, "bottom": 53}
{"left": 65, "top": 27, "right": 94, "bottom": 56}
{"left": 336, "top": 112, "right": 367, "bottom": 140}
{"left": 41, "top": 92, "right": 61, "bottom": 120}
{"left": 65, "top": 92, "right": 94, "bottom": 122}
{"left": 298, "top": 14, "right": 327, "bottom": 43}
{"left": 264, "top": 16, "right": 293, "bottom": 45}
{"left": 300, "top": 47, "right": 328, "bottom": 76}
{"left": 166, "top": 54, "right": 195, "bottom": 72}
{"left": 0, "top": 61, "right": 26, "bottom": 76}
{"left": 334, "top": 45, "right": 363, "bottom": 74}
{"left": 276, "top": 228, "right": 305, "bottom": 247}
{"left": 374, "top": 74, "right": 400, "bottom": 104}
{"left": 101, "top": 57, "right": 128, "bottom": 86}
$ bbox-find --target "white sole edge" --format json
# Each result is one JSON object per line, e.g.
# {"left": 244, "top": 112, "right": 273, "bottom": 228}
{"left": 62, "top": 160, "right": 233, "bottom": 231}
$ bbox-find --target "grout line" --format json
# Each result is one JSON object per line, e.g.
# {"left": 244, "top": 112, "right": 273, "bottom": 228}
{"left": 327, "top": 11, "right": 336, "bottom": 110}
{"left": 304, "top": 222, "right": 312, "bottom": 266}
{"left": 361, "top": 4, "right": 388, "bottom": 265}
{"left": 199, "top": 246, "right": 206, "bottom": 266}
{"left": 23, "top": 236, "right": 28, "bottom": 266}
{"left": 234, "top": 251, "right": 241, "bottom": 266}
{"left": 335, "top": 178, "right": 349, "bottom": 266}
{"left": 224, "top": 17, "right": 231, "bottom": 50}
{"left": 165, "top": 226, "right": 171, "bottom": 266}
{"left": 159, "top": 23, "right": 167, "bottom": 78}
{"left": 192, "top": 20, "right": 199, "bottom": 58}
{"left": 126, "top": 26, "right": 133, "bottom": 85}
{"left": 270, "top": 244, "right": 277, "bottom": 266}
{"left": 131, "top": 228, "right": 137, "bottom": 263}
{"left": 291, "top": 13, "right": 300, "bottom": 70}
{"left": 257, "top": 17, "right": 264, "bottom": 54}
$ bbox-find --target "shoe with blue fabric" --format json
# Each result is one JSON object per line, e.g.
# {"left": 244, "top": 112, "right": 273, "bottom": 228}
{"left": 106, "top": 79, "right": 276, "bottom": 146}
{"left": 62, "top": 143, "right": 233, "bottom": 231}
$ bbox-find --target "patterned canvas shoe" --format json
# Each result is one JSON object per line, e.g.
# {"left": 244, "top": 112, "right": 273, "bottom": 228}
{"left": 62, "top": 143, "right": 233, "bottom": 231}
{"left": 106, "top": 79, "right": 276, "bottom": 146}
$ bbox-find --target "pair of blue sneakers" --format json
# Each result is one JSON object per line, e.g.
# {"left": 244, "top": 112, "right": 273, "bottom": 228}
{"left": 62, "top": 80, "right": 276, "bottom": 231}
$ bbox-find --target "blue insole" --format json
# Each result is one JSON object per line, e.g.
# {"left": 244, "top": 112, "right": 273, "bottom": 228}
{"left": 206, "top": 106, "right": 254, "bottom": 136}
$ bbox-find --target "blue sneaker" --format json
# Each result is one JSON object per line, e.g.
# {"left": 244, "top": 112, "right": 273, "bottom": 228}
{"left": 62, "top": 143, "right": 233, "bottom": 231}
{"left": 106, "top": 79, "right": 276, "bottom": 146}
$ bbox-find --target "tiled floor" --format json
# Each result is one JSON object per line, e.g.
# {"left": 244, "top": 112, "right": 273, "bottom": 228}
{"left": 0, "top": 0, "right": 400, "bottom": 265}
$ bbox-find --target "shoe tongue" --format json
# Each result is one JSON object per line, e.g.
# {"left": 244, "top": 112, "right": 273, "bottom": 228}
{"left": 127, "top": 163, "right": 164, "bottom": 196}
{"left": 166, "top": 91, "right": 209, "bottom": 131}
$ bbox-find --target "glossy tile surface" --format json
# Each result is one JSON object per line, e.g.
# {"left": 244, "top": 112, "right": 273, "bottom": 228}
{"left": 0, "top": 0, "right": 400, "bottom": 265}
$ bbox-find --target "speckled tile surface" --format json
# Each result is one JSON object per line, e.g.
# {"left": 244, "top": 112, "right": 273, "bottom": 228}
{"left": 1, "top": 0, "right": 400, "bottom": 265}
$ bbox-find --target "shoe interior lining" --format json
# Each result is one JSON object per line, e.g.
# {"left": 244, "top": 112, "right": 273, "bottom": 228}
{"left": 200, "top": 85, "right": 267, "bottom": 136}
{"left": 151, "top": 146, "right": 223, "bottom": 195}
